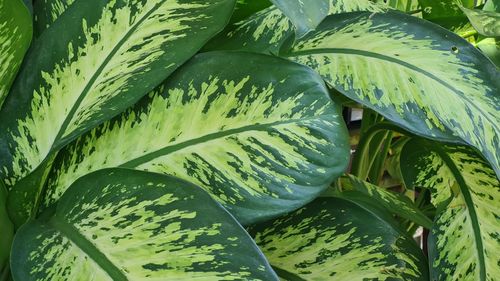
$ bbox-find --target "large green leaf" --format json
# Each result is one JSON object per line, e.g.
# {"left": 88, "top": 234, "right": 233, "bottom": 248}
{"left": 461, "top": 7, "right": 500, "bottom": 37}
{"left": 249, "top": 197, "right": 428, "bottom": 280}
{"left": 0, "top": 0, "right": 235, "bottom": 224}
{"left": 0, "top": 0, "right": 32, "bottom": 109}
{"left": 401, "top": 139, "right": 500, "bottom": 281}
{"left": 40, "top": 52, "right": 350, "bottom": 225}
{"left": 206, "top": 0, "right": 387, "bottom": 54}
{"left": 334, "top": 174, "right": 433, "bottom": 229}
{"left": 11, "top": 168, "right": 278, "bottom": 280}
{"left": 283, "top": 11, "right": 500, "bottom": 177}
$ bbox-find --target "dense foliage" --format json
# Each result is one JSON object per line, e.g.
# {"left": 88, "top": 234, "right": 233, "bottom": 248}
{"left": 0, "top": 0, "right": 498, "bottom": 280}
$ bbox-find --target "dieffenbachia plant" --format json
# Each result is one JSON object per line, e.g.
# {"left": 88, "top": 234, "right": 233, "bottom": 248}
{"left": 0, "top": 0, "right": 498, "bottom": 280}
{"left": 401, "top": 139, "right": 500, "bottom": 281}
{"left": 0, "top": 0, "right": 32, "bottom": 109}
{"left": 0, "top": 0, "right": 236, "bottom": 224}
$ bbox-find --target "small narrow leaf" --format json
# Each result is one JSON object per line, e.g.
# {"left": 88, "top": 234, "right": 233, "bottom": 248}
{"left": 250, "top": 197, "right": 429, "bottom": 280}
{"left": 284, "top": 11, "right": 500, "bottom": 177}
{"left": 0, "top": 0, "right": 32, "bottom": 108}
{"left": 401, "top": 139, "right": 500, "bottom": 281}
{"left": 336, "top": 174, "right": 433, "bottom": 229}
{"left": 11, "top": 169, "right": 278, "bottom": 280}
{"left": 41, "top": 52, "right": 350, "bottom": 225}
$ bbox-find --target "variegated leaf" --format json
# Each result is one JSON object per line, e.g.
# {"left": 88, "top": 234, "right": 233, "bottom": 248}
{"left": 419, "top": 0, "right": 475, "bottom": 18}
{"left": 206, "top": 0, "right": 387, "bottom": 54}
{"left": 476, "top": 37, "right": 500, "bottom": 67}
{"left": 484, "top": 0, "right": 500, "bottom": 12}
{"left": 0, "top": 0, "right": 235, "bottom": 225}
{"left": 33, "top": 0, "right": 75, "bottom": 35}
{"left": 401, "top": 139, "right": 500, "bottom": 281}
{"left": 461, "top": 7, "right": 500, "bottom": 37}
{"left": 249, "top": 197, "right": 429, "bottom": 280}
{"left": 373, "top": 0, "right": 420, "bottom": 12}
{"left": 204, "top": 5, "right": 291, "bottom": 54}
{"left": 230, "top": 0, "right": 271, "bottom": 24}
{"left": 271, "top": 0, "right": 387, "bottom": 37}
{"left": 41, "top": 52, "right": 350, "bottom": 225}
{"left": 0, "top": 0, "right": 32, "bottom": 108}
{"left": 11, "top": 168, "right": 278, "bottom": 281}
{"left": 335, "top": 174, "right": 433, "bottom": 229}
{"left": 284, "top": 11, "right": 500, "bottom": 177}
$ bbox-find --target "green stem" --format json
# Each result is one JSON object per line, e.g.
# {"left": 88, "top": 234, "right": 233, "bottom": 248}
{"left": 351, "top": 122, "right": 412, "bottom": 180}
{"left": 369, "top": 131, "right": 394, "bottom": 184}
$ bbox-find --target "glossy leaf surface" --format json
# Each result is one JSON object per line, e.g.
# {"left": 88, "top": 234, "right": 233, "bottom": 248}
{"left": 11, "top": 169, "right": 278, "bottom": 281}
{"left": 207, "top": 0, "right": 387, "bottom": 54}
{"left": 42, "top": 52, "right": 350, "bottom": 225}
{"left": 401, "top": 139, "right": 500, "bottom": 281}
{"left": 285, "top": 11, "right": 500, "bottom": 177}
{"left": 250, "top": 197, "right": 428, "bottom": 280}
{"left": 1, "top": 0, "right": 235, "bottom": 224}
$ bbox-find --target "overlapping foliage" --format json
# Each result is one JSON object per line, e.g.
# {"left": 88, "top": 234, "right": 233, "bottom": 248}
{"left": 0, "top": 0, "right": 498, "bottom": 280}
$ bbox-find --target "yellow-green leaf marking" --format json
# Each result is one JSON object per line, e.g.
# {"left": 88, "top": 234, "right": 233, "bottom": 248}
{"left": 11, "top": 169, "right": 278, "bottom": 280}
{"left": 42, "top": 52, "right": 350, "bottom": 225}
{"left": 271, "top": 0, "right": 386, "bottom": 36}
{"left": 0, "top": 0, "right": 235, "bottom": 224}
{"left": 33, "top": 0, "right": 75, "bottom": 35}
{"left": 461, "top": 7, "right": 500, "bottom": 37}
{"left": 0, "top": 0, "right": 32, "bottom": 109}
{"left": 284, "top": 11, "right": 500, "bottom": 177}
{"left": 250, "top": 197, "right": 428, "bottom": 280}
{"left": 401, "top": 139, "right": 500, "bottom": 281}
{"left": 206, "top": 0, "right": 386, "bottom": 54}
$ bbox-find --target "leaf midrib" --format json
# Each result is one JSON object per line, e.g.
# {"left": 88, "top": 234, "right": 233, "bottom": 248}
{"left": 287, "top": 48, "right": 497, "bottom": 129}
{"left": 54, "top": 2, "right": 163, "bottom": 144}
{"left": 433, "top": 145, "right": 486, "bottom": 281}
{"left": 120, "top": 115, "right": 326, "bottom": 168}
{"left": 49, "top": 215, "right": 128, "bottom": 281}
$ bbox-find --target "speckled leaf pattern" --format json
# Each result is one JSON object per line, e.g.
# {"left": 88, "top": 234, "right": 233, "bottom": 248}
{"left": 461, "top": 7, "right": 500, "bottom": 36}
{"left": 11, "top": 169, "right": 278, "bottom": 281}
{"left": 0, "top": 0, "right": 32, "bottom": 109}
{"left": 33, "top": 0, "right": 75, "bottom": 35}
{"left": 0, "top": 0, "right": 235, "bottom": 224}
{"left": 271, "top": 0, "right": 386, "bottom": 36}
{"left": 42, "top": 52, "right": 350, "bottom": 225}
{"left": 250, "top": 197, "right": 428, "bottom": 280}
{"left": 419, "top": 0, "right": 474, "bottom": 19}
{"left": 207, "top": 0, "right": 387, "bottom": 54}
{"left": 284, "top": 11, "right": 500, "bottom": 177}
{"left": 401, "top": 139, "right": 500, "bottom": 281}
{"left": 336, "top": 174, "right": 433, "bottom": 229}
